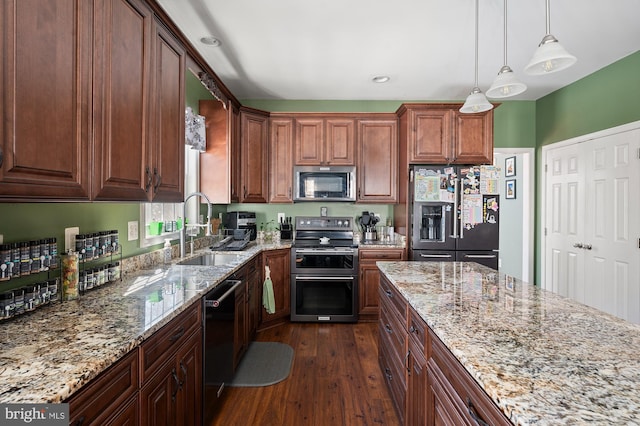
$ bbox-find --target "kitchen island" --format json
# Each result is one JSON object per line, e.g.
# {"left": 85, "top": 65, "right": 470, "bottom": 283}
{"left": 377, "top": 261, "right": 640, "bottom": 425}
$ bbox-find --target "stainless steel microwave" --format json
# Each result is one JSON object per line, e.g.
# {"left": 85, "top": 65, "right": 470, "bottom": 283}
{"left": 293, "top": 166, "right": 356, "bottom": 202}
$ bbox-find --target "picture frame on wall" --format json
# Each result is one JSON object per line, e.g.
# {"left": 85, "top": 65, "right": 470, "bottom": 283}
{"left": 505, "top": 156, "right": 516, "bottom": 177}
{"left": 505, "top": 179, "right": 516, "bottom": 199}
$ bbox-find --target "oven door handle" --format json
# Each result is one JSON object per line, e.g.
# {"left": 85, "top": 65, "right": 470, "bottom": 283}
{"left": 294, "top": 276, "right": 355, "bottom": 281}
{"left": 294, "top": 249, "right": 356, "bottom": 254}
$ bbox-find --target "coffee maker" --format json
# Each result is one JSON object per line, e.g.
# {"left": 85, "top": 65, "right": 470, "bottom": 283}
{"left": 223, "top": 211, "right": 257, "bottom": 240}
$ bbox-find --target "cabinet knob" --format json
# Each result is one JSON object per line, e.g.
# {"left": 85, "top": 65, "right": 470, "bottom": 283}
{"left": 145, "top": 166, "right": 152, "bottom": 192}
{"left": 153, "top": 167, "right": 162, "bottom": 193}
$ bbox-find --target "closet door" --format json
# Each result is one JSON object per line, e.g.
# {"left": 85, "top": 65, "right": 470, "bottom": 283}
{"left": 544, "top": 126, "right": 640, "bottom": 324}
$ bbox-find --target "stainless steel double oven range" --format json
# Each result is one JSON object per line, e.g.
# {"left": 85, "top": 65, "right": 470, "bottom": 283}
{"left": 290, "top": 216, "right": 359, "bottom": 322}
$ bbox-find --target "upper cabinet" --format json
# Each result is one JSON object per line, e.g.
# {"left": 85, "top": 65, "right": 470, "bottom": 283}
{"left": 398, "top": 104, "right": 494, "bottom": 165}
{"left": 294, "top": 116, "right": 355, "bottom": 166}
{"left": 269, "top": 117, "right": 294, "bottom": 203}
{"left": 93, "top": 0, "right": 185, "bottom": 201}
{"left": 239, "top": 107, "right": 269, "bottom": 203}
{"left": 357, "top": 117, "right": 398, "bottom": 203}
{"left": 199, "top": 99, "right": 234, "bottom": 204}
{"left": 0, "top": 0, "right": 92, "bottom": 200}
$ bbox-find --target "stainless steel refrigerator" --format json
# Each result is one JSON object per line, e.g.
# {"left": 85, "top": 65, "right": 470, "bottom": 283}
{"left": 410, "top": 165, "right": 500, "bottom": 269}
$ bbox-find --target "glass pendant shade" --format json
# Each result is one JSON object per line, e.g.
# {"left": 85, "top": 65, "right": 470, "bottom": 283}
{"left": 460, "top": 87, "right": 493, "bottom": 113}
{"left": 524, "top": 34, "right": 577, "bottom": 75}
{"left": 487, "top": 66, "right": 527, "bottom": 98}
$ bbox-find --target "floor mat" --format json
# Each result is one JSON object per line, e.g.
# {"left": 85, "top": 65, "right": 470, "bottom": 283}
{"left": 229, "top": 342, "right": 294, "bottom": 387}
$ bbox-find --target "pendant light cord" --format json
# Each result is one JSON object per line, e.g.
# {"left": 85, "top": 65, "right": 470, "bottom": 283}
{"left": 545, "top": 0, "right": 551, "bottom": 35}
{"left": 474, "top": 0, "right": 479, "bottom": 87}
{"left": 502, "top": 0, "right": 508, "bottom": 65}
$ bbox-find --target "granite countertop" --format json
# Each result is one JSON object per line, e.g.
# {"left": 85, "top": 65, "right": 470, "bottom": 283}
{"left": 0, "top": 242, "right": 289, "bottom": 404}
{"left": 377, "top": 261, "right": 640, "bottom": 425}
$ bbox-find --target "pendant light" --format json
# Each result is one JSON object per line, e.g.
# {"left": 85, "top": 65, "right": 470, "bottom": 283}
{"left": 487, "top": 0, "right": 526, "bottom": 98}
{"left": 460, "top": 0, "right": 493, "bottom": 114}
{"left": 524, "top": 0, "right": 576, "bottom": 75}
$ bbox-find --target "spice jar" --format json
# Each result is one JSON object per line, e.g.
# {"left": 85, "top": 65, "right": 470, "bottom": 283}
{"left": 20, "top": 241, "right": 31, "bottom": 276}
{"left": 0, "top": 291, "right": 14, "bottom": 319}
{"left": 39, "top": 281, "right": 50, "bottom": 305}
{"left": 48, "top": 237, "right": 59, "bottom": 269}
{"left": 61, "top": 253, "right": 79, "bottom": 300}
{"left": 13, "top": 288, "right": 25, "bottom": 316}
{"left": 10, "top": 242, "right": 21, "bottom": 278}
{"left": 40, "top": 239, "right": 50, "bottom": 270}
{"left": 29, "top": 240, "right": 41, "bottom": 273}
{"left": 24, "top": 284, "right": 39, "bottom": 311}
{"left": 47, "top": 278, "right": 59, "bottom": 303}
{"left": 0, "top": 244, "right": 10, "bottom": 281}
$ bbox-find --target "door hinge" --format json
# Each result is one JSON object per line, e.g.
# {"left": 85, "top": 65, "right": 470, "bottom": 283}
{"left": 544, "top": 227, "right": 547, "bottom": 236}
{"left": 544, "top": 163, "right": 548, "bottom": 173}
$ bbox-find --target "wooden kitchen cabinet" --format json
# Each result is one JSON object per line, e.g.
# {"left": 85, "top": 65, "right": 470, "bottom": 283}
{"left": 269, "top": 117, "right": 294, "bottom": 203}
{"left": 0, "top": 0, "right": 92, "bottom": 200}
{"left": 139, "top": 306, "right": 202, "bottom": 426}
{"left": 407, "top": 307, "right": 428, "bottom": 426}
{"left": 239, "top": 107, "right": 269, "bottom": 203}
{"left": 259, "top": 248, "right": 290, "bottom": 330}
{"left": 67, "top": 350, "right": 139, "bottom": 426}
{"left": 294, "top": 116, "right": 355, "bottom": 166}
{"left": 245, "top": 256, "right": 263, "bottom": 341}
{"left": 397, "top": 104, "right": 494, "bottom": 165}
{"left": 357, "top": 118, "right": 398, "bottom": 203}
{"left": 358, "top": 248, "right": 405, "bottom": 321}
{"left": 93, "top": 1, "right": 185, "bottom": 201}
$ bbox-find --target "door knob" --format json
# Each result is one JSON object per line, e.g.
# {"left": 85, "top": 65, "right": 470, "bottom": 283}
{"left": 573, "top": 243, "right": 584, "bottom": 248}
{"left": 584, "top": 244, "right": 592, "bottom": 250}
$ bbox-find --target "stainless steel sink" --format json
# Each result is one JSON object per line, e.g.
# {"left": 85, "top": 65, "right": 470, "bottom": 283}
{"left": 178, "top": 253, "right": 242, "bottom": 266}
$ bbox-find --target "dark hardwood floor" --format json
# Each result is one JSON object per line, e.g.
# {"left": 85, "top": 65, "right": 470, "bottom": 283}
{"left": 207, "top": 322, "right": 401, "bottom": 426}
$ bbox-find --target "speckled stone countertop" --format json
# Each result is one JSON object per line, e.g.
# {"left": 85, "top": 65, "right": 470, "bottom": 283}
{"left": 0, "top": 242, "right": 289, "bottom": 404}
{"left": 377, "top": 261, "right": 640, "bottom": 425}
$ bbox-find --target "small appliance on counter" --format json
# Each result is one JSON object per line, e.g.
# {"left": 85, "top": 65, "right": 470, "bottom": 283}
{"left": 357, "top": 211, "right": 380, "bottom": 242}
{"left": 223, "top": 211, "right": 257, "bottom": 240}
{"left": 210, "top": 229, "right": 252, "bottom": 251}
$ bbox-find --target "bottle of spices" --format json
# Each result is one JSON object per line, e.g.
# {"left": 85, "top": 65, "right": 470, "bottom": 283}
{"left": 0, "top": 244, "right": 10, "bottom": 281}
{"left": 13, "top": 287, "right": 25, "bottom": 315}
{"left": 78, "top": 271, "right": 87, "bottom": 293}
{"left": 39, "top": 281, "right": 50, "bottom": 305}
{"left": 29, "top": 240, "right": 41, "bottom": 273}
{"left": 98, "top": 266, "right": 106, "bottom": 286}
{"left": 0, "top": 291, "right": 14, "bottom": 319}
{"left": 47, "top": 278, "right": 59, "bottom": 303}
{"left": 111, "top": 230, "right": 119, "bottom": 252}
{"left": 20, "top": 241, "right": 31, "bottom": 276}
{"left": 75, "top": 234, "right": 85, "bottom": 260}
{"left": 24, "top": 284, "right": 39, "bottom": 311}
{"left": 49, "top": 238, "right": 58, "bottom": 269}
{"left": 85, "top": 269, "right": 94, "bottom": 290}
{"left": 10, "top": 242, "right": 20, "bottom": 278}
{"left": 40, "top": 239, "right": 50, "bottom": 270}
{"left": 84, "top": 233, "right": 94, "bottom": 260}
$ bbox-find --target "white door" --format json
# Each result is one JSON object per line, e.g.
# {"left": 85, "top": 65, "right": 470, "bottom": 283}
{"left": 543, "top": 124, "right": 640, "bottom": 324}
{"left": 582, "top": 129, "right": 640, "bottom": 323}
{"left": 544, "top": 143, "right": 585, "bottom": 301}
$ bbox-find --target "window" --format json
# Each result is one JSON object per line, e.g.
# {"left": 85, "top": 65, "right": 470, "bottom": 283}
{"left": 139, "top": 145, "right": 201, "bottom": 247}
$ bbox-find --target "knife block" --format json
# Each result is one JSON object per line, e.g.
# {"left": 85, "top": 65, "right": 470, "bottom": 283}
{"left": 279, "top": 224, "right": 293, "bottom": 240}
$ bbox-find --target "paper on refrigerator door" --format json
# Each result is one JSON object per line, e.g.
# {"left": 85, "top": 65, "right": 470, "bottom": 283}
{"left": 414, "top": 172, "right": 442, "bottom": 202}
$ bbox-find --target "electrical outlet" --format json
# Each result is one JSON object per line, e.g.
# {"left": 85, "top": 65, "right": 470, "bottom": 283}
{"left": 64, "top": 227, "right": 80, "bottom": 253}
{"left": 0, "top": 234, "right": 3, "bottom": 244}
{"left": 277, "top": 213, "right": 285, "bottom": 223}
{"left": 128, "top": 221, "right": 139, "bottom": 241}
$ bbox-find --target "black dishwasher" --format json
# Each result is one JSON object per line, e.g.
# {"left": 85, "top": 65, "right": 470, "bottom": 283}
{"left": 203, "top": 279, "right": 242, "bottom": 421}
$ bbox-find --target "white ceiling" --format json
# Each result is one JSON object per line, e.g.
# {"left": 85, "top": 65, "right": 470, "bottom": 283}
{"left": 157, "top": 0, "right": 640, "bottom": 101}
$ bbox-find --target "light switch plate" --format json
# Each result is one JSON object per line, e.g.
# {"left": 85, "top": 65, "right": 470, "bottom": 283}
{"left": 128, "top": 221, "right": 139, "bottom": 241}
{"left": 0, "top": 234, "right": 3, "bottom": 244}
{"left": 64, "top": 227, "right": 80, "bottom": 253}
{"left": 277, "top": 213, "right": 285, "bottom": 223}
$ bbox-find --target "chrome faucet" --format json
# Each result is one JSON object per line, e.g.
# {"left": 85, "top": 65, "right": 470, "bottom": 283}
{"left": 180, "top": 191, "right": 212, "bottom": 258}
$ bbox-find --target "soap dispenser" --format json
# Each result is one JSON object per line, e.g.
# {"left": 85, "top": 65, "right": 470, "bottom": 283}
{"left": 163, "top": 239, "right": 172, "bottom": 264}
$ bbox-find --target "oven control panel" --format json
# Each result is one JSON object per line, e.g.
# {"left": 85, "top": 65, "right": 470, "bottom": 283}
{"left": 296, "top": 216, "right": 352, "bottom": 230}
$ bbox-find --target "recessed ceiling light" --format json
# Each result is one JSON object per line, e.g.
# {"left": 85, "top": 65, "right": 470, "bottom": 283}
{"left": 200, "top": 36, "right": 221, "bottom": 47}
{"left": 372, "top": 76, "right": 390, "bottom": 83}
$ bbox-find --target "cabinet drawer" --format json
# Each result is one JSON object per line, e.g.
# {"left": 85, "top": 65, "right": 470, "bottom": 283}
{"left": 379, "top": 276, "right": 407, "bottom": 323}
{"left": 408, "top": 307, "right": 428, "bottom": 355}
{"left": 379, "top": 338, "right": 406, "bottom": 424}
{"left": 359, "top": 248, "right": 404, "bottom": 262}
{"left": 429, "top": 330, "right": 511, "bottom": 426}
{"left": 140, "top": 305, "right": 202, "bottom": 383}
{"left": 378, "top": 301, "right": 407, "bottom": 366}
{"left": 67, "top": 350, "right": 138, "bottom": 426}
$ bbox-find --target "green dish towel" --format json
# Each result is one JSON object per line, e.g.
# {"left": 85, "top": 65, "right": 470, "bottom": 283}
{"left": 263, "top": 265, "right": 276, "bottom": 314}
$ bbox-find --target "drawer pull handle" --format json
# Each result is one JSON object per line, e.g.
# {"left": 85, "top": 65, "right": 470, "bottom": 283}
{"left": 384, "top": 289, "right": 393, "bottom": 298}
{"left": 171, "top": 368, "right": 180, "bottom": 402}
{"left": 74, "top": 416, "right": 85, "bottom": 426}
{"left": 409, "top": 325, "right": 417, "bottom": 334}
{"left": 467, "top": 397, "right": 490, "bottom": 426}
{"left": 384, "top": 323, "right": 393, "bottom": 334}
{"left": 384, "top": 368, "right": 393, "bottom": 381}
{"left": 169, "top": 326, "right": 185, "bottom": 343}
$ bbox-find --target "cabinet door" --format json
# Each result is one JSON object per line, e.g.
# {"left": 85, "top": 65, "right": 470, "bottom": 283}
{"left": 200, "top": 99, "right": 232, "bottom": 203}
{"left": 452, "top": 110, "right": 493, "bottom": 165}
{"left": 325, "top": 119, "right": 355, "bottom": 165}
{"left": 93, "top": 0, "right": 152, "bottom": 200}
{"left": 175, "top": 331, "right": 202, "bottom": 426}
{"left": 269, "top": 118, "right": 294, "bottom": 202}
{"left": 149, "top": 19, "right": 185, "bottom": 202}
{"left": 140, "top": 360, "right": 178, "bottom": 426}
{"left": 0, "top": 0, "right": 91, "bottom": 200}
{"left": 407, "top": 339, "right": 427, "bottom": 426}
{"left": 240, "top": 108, "right": 268, "bottom": 203}
{"left": 360, "top": 263, "right": 383, "bottom": 321}
{"left": 357, "top": 119, "right": 398, "bottom": 203}
{"left": 427, "top": 360, "right": 470, "bottom": 426}
{"left": 409, "top": 109, "right": 451, "bottom": 164}
{"left": 246, "top": 258, "right": 262, "bottom": 340}
{"left": 260, "top": 249, "right": 290, "bottom": 330}
{"left": 294, "top": 118, "right": 324, "bottom": 165}
{"left": 230, "top": 103, "right": 242, "bottom": 203}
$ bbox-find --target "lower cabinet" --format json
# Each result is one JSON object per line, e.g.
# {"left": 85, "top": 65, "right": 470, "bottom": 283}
{"left": 259, "top": 248, "right": 290, "bottom": 330}
{"left": 67, "top": 350, "right": 139, "bottom": 426}
{"left": 379, "top": 274, "right": 512, "bottom": 426}
{"left": 358, "top": 247, "right": 405, "bottom": 321}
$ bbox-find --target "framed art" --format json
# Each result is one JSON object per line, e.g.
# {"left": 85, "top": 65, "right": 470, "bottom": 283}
{"left": 505, "top": 179, "right": 516, "bottom": 199}
{"left": 505, "top": 156, "right": 516, "bottom": 177}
